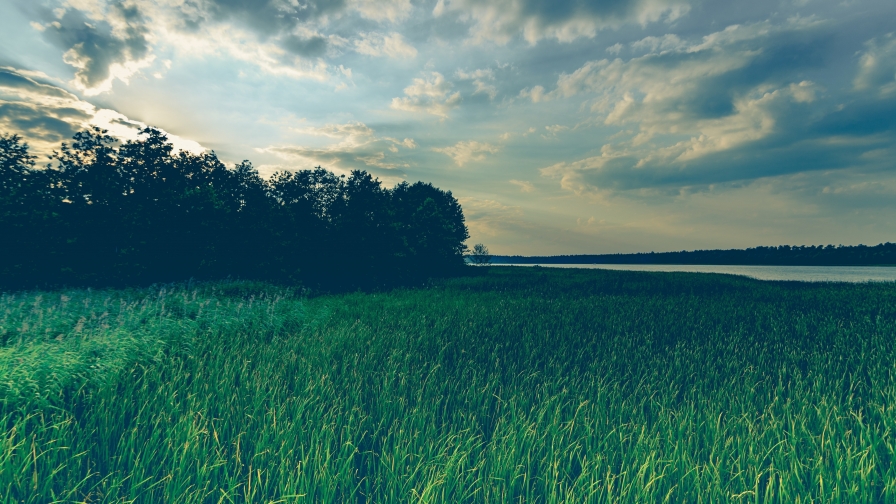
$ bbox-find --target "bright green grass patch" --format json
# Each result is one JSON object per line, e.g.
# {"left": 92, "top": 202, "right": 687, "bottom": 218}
{"left": 2, "top": 268, "right": 895, "bottom": 502}
{"left": 0, "top": 282, "right": 308, "bottom": 407}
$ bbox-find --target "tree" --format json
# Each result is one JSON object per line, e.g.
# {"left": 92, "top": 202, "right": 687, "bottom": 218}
{"left": 1, "top": 127, "right": 473, "bottom": 290}
{"left": 0, "top": 133, "right": 36, "bottom": 201}
{"left": 391, "top": 181, "right": 470, "bottom": 279}
{"left": 468, "top": 243, "right": 492, "bottom": 265}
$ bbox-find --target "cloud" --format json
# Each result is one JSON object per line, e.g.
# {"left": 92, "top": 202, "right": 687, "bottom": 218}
{"left": 182, "top": 0, "right": 414, "bottom": 58}
{"left": 90, "top": 108, "right": 204, "bottom": 154}
{"left": 542, "top": 124, "right": 569, "bottom": 137}
{"left": 509, "top": 179, "right": 535, "bottom": 192}
{"left": 23, "top": 0, "right": 421, "bottom": 92}
{"left": 0, "top": 66, "right": 100, "bottom": 152}
{"left": 391, "top": 71, "right": 462, "bottom": 118}
{"left": 0, "top": 66, "right": 203, "bottom": 157}
{"left": 519, "top": 85, "right": 545, "bottom": 102}
{"left": 280, "top": 34, "right": 330, "bottom": 58}
{"left": 199, "top": 0, "right": 403, "bottom": 32}
{"left": 354, "top": 32, "right": 417, "bottom": 58}
{"left": 854, "top": 33, "right": 896, "bottom": 97}
{"left": 439, "top": 0, "right": 690, "bottom": 45}
{"left": 351, "top": 0, "right": 413, "bottom": 23}
{"left": 457, "top": 197, "right": 523, "bottom": 237}
{"left": 433, "top": 140, "right": 500, "bottom": 166}
{"left": 456, "top": 67, "right": 497, "bottom": 99}
{"left": 36, "top": 3, "right": 154, "bottom": 95}
{"left": 264, "top": 120, "right": 414, "bottom": 175}
{"left": 293, "top": 121, "right": 376, "bottom": 139}
{"left": 161, "top": 21, "right": 332, "bottom": 81}
{"left": 630, "top": 33, "right": 685, "bottom": 54}
{"left": 606, "top": 42, "right": 623, "bottom": 55}
{"left": 531, "top": 19, "right": 895, "bottom": 194}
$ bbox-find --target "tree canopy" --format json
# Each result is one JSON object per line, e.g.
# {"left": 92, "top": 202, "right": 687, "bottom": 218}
{"left": 1, "top": 128, "right": 470, "bottom": 290}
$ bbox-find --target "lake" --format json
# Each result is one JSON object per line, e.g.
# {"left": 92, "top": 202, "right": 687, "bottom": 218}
{"left": 493, "top": 263, "right": 896, "bottom": 282}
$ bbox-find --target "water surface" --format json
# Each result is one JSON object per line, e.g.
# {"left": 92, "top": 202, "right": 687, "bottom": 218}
{"left": 497, "top": 264, "right": 896, "bottom": 283}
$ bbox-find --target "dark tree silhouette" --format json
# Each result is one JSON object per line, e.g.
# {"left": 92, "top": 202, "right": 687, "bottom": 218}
{"left": 1, "top": 128, "right": 472, "bottom": 290}
{"left": 468, "top": 243, "right": 492, "bottom": 265}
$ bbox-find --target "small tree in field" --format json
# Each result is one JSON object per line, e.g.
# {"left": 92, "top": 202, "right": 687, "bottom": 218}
{"left": 468, "top": 243, "right": 492, "bottom": 265}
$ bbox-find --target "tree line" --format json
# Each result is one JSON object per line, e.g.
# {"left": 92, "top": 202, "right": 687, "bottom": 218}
{"left": 494, "top": 243, "right": 896, "bottom": 267}
{"left": 1, "top": 128, "right": 470, "bottom": 290}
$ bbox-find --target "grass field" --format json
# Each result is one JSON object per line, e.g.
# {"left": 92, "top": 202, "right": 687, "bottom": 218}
{"left": 1, "top": 267, "right": 895, "bottom": 503}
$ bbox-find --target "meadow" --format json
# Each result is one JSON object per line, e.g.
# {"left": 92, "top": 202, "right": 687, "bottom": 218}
{"left": 1, "top": 267, "right": 895, "bottom": 503}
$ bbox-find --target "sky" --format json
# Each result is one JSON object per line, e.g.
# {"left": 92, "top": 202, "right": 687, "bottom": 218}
{"left": 1, "top": 0, "right": 895, "bottom": 255}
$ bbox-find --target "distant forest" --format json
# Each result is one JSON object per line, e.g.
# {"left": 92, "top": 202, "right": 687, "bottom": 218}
{"left": 494, "top": 243, "right": 896, "bottom": 267}
{"left": 1, "top": 128, "right": 469, "bottom": 290}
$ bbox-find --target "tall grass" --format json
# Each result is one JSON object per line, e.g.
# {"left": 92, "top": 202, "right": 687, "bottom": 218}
{"left": 1, "top": 268, "right": 895, "bottom": 502}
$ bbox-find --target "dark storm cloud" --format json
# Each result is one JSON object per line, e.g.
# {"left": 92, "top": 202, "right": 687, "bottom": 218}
{"left": 38, "top": 3, "right": 151, "bottom": 92}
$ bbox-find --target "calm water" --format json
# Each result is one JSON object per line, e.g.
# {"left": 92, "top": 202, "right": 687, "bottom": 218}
{"left": 497, "top": 264, "right": 896, "bottom": 283}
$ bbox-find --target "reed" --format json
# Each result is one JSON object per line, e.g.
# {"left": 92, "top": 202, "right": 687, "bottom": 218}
{"left": 1, "top": 268, "right": 894, "bottom": 502}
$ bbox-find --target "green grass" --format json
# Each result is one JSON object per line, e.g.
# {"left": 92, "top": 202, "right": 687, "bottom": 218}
{"left": 1, "top": 267, "right": 895, "bottom": 503}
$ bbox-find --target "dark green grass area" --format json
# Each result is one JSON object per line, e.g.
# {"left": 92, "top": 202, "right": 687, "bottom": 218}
{"left": 2, "top": 267, "right": 895, "bottom": 502}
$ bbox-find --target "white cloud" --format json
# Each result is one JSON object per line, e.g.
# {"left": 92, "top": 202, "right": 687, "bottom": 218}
{"left": 509, "top": 179, "right": 535, "bottom": 192}
{"left": 293, "top": 121, "right": 375, "bottom": 139}
{"left": 854, "top": 33, "right": 896, "bottom": 96}
{"left": 528, "top": 18, "right": 857, "bottom": 196}
{"left": 576, "top": 216, "right": 598, "bottom": 227}
{"left": 440, "top": 0, "right": 690, "bottom": 45}
{"left": 266, "top": 120, "right": 413, "bottom": 173}
{"left": 457, "top": 67, "right": 498, "bottom": 99}
{"left": 32, "top": 0, "right": 423, "bottom": 93}
{"left": 354, "top": 32, "right": 418, "bottom": 59}
{"left": 350, "top": 0, "right": 413, "bottom": 22}
{"left": 433, "top": 140, "right": 500, "bottom": 166}
{"left": 543, "top": 124, "right": 569, "bottom": 137}
{"left": 35, "top": 2, "right": 156, "bottom": 95}
{"left": 630, "top": 33, "right": 685, "bottom": 53}
{"left": 65, "top": 51, "right": 156, "bottom": 96}
{"left": 539, "top": 154, "right": 617, "bottom": 198}
{"left": 391, "top": 71, "right": 462, "bottom": 118}
{"left": 455, "top": 68, "right": 493, "bottom": 80}
{"left": 519, "top": 85, "right": 546, "bottom": 103}
{"left": 457, "top": 197, "right": 523, "bottom": 237}
{"left": 159, "top": 21, "right": 332, "bottom": 82}
{"left": 90, "top": 109, "right": 204, "bottom": 153}
{"left": 0, "top": 66, "right": 203, "bottom": 156}
{"left": 789, "top": 80, "right": 819, "bottom": 103}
